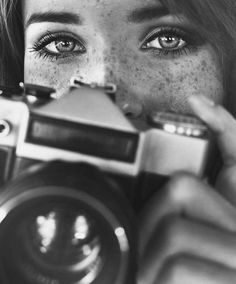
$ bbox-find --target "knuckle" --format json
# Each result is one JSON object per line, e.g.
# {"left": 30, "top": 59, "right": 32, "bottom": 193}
{"left": 164, "top": 173, "right": 198, "bottom": 205}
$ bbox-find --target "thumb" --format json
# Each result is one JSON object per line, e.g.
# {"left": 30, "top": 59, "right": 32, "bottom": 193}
{"left": 188, "top": 95, "right": 236, "bottom": 205}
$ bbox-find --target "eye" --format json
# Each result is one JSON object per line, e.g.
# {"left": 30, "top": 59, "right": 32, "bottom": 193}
{"left": 140, "top": 26, "right": 201, "bottom": 56}
{"left": 30, "top": 32, "right": 86, "bottom": 60}
{"left": 45, "top": 38, "right": 82, "bottom": 54}
{"left": 144, "top": 33, "right": 186, "bottom": 50}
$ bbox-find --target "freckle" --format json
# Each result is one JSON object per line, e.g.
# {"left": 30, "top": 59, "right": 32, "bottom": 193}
{"left": 108, "top": 69, "right": 114, "bottom": 77}
{"left": 133, "top": 54, "right": 138, "bottom": 61}
{"left": 201, "top": 60, "right": 207, "bottom": 67}
{"left": 158, "top": 82, "right": 165, "bottom": 91}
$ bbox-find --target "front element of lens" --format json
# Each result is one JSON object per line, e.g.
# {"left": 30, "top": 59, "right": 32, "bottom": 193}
{"left": 0, "top": 162, "right": 135, "bottom": 284}
{"left": 0, "top": 196, "right": 116, "bottom": 284}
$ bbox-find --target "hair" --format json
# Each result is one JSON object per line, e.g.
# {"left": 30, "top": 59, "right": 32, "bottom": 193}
{"left": 161, "top": 0, "right": 236, "bottom": 106}
{"left": 162, "top": 0, "right": 236, "bottom": 54}
{"left": 0, "top": 0, "right": 236, "bottom": 89}
{"left": 0, "top": 0, "right": 24, "bottom": 85}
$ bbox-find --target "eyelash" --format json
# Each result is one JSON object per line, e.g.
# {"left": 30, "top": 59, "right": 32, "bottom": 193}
{"left": 29, "top": 31, "right": 86, "bottom": 61}
{"left": 30, "top": 26, "right": 203, "bottom": 61}
{"left": 140, "top": 26, "right": 204, "bottom": 57}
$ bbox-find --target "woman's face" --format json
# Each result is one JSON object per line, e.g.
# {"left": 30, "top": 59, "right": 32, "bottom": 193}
{"left": 22, "top": 0, "right": 224, "bottom": 128}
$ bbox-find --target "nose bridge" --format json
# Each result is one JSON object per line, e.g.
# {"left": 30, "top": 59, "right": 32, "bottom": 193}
{"left": 102, "top": 46, "right": 144, "bottom": 118}
{"left": 103, "top": 45, "right": 120, "bottom": 84}
{"left": 89, "top": 43, "right": 122, "bottom": 89}
{"left": 81, "top": 34, "right": 143, "bottom": 118}
{"left": 82, "top": 39, "right": 120, "bottom": 86}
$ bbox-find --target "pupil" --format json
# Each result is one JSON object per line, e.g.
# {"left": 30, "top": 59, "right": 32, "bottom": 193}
{"left": 56, "top": 40, "right": 75, "bottom": 52}
{"left": 160, "top": 35, "right": 179, "bottom": 49}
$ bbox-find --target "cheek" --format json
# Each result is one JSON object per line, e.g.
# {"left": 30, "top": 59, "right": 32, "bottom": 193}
{"left": 121, "top": 49, "right": 224, "bottom": 114}
{"left": 24, "top": 52, "right": 107, "bottom": 97}
{"left": 24, "top": 56, "right": 85, "bottom": 96}
{"left": 24, "top": 61, "right": 59, "bottom": 86}
{"left": 24, "top": 47, "right": 224, "bottom": 116}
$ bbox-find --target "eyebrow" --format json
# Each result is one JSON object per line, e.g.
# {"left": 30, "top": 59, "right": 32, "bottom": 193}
{"left": 25, "top": 12, "right": 82, "bottom": 28}
{"left": 128, "top": 6, "right": 170, "bottom": 23}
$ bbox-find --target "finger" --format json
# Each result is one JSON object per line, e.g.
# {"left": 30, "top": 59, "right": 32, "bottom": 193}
{"left": 188, "top": 94, "right": 236, "bottom": 166}
{"left": 139, "top": 215, "right": 236, "bottom": 283}
{"left": 216, "top": 165, "right": 236, "bottom": 206}
{"left": 156, "top": 255, "right": 236, "bottom": 284}
{"left": 188, "top": 95, "right": 236, "bottom": 205}
{"left": 139, "top": 174, "right": 236, "bottom": 256}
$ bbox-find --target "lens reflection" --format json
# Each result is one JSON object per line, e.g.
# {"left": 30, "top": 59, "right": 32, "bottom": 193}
{"left": 30, "top": 208, "right": 102, "bottom": 283}
{"left": 0, "top": 198, "right": 110, "bottom": 284}
{"left": 36, "top": 212, "right": 57, "bottom": 253}
{"left": 0, "top": 189, "right": 129, "bottom": 284}
{"left": 0, "top": 162, "right": 134, "bottom": 284}
{"left": 73, "top": 215, "right": 90, "bottom": 241}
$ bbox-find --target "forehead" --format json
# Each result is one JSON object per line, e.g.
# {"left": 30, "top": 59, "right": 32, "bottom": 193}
{"left": 22, "top": 0, "right": 168, "bottom": 24}
{"left": 22, "top": 0, "right": 162, "bottom": 10}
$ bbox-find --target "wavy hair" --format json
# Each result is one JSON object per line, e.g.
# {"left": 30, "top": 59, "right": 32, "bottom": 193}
{"left": 161, "top": 0, "right": 236, "bottom": 110}
{"left": 162, "top": 0, "right": 236, "bottom": 55}
{"left": 0, "top": 0, "right": 24, "bottom": 85}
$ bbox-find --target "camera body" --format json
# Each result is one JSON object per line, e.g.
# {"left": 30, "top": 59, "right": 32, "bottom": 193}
{"left": 0, "top": 82, "right": 210, "bottom": 200}
{"left": 0, "top": 81, "right": 211, "bottom": 284}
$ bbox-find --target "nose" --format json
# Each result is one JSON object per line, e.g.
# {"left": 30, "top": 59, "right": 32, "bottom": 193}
{"left": 77, "top": 42, "right": 144, "bottom": 119}
{"left": 92, "top": 50, "right": 144, "bottom": 119}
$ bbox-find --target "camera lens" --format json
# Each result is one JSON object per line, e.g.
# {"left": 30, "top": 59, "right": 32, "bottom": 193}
{"left": 0, "top": 197, "right": 116, "bottom": 284}
{"left": 0, "top": 162, "right": 135, "bottom": 284}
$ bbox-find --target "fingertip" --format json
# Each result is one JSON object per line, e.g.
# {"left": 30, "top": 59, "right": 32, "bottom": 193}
{"left": 188, "top": 95, "right": 228, "bottom": 134}
{"left": 189, "top": 95, "right": 236, "bottom": 167}
{"left": 188, "top": 95, "right": 215, "bottom": 122}
{"left": 188, "top": 94, "right": 215, "bottom": 108}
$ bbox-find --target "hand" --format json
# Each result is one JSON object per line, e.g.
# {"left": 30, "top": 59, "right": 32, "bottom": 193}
{"left": 137, "top": 96, "right": 236, "bottom": 284}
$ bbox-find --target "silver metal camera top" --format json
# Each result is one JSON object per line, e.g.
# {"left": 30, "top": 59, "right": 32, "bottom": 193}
{"left": 149, "top": 111, "right": 208, "bottom": 139}
{"left": 70, "top": 77, "right": 117, "bottom": 94}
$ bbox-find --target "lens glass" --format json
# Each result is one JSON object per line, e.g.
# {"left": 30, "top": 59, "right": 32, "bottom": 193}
{"left": 0, "top": 195, "right": 121, "bottom": 284}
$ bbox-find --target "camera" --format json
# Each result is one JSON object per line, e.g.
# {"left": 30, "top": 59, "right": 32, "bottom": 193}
{"left": 0, "top": 79, "right": 210, "bottom": 284}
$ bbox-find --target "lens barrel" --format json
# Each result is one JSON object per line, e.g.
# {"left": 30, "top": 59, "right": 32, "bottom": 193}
{"left": 0, "top": 162, "right": 136, "bottom": 284}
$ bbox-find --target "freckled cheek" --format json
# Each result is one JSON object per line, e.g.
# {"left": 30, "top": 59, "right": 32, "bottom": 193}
{"left": 124, "top": 55, "right": 224, "bottom": 114}
{"left": 24, "top": 56, "right": 85, "bottom": 95}
{"left": 25, "top": 61, "right": 59, "bottom": 86}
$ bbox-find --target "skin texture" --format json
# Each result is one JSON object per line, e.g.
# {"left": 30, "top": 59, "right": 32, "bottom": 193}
{"left": 21, "top": 0, "right": 236, "bottom": 283}
{"left": 22, "top": 0, "right": 224, "bottom": 128}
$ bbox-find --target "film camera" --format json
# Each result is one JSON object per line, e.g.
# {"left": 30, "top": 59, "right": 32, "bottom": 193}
{"left": 0, "top": 79, "right": 210, "bottom": 284}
